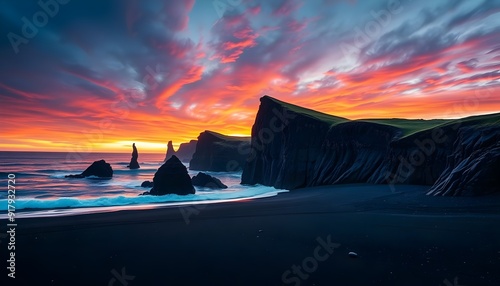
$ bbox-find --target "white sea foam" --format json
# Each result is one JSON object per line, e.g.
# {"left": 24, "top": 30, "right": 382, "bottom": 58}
{"left": 0, "top": 185, "right": 287, "bottom": 217}
{"left": 0, "top": 152, "right": 286, "bottom": 218}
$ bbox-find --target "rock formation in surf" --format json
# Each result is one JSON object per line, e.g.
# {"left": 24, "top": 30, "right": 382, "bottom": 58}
{"left": 127, "top": 143, "right": 140, "bottom": 169}
{"left": 140, "top": 180, "right": 154, "bottom": 188}
{"left": 148, "top": 155, "right": 195, "bottom": 196}
{"left": 192, "top": 172, "right": 228, "bottom": 189}
{"left": 241, "top": 95, "right": 500, "bottom": 196}
{"left": 164, "top": 140, "right": 197, "bottom": 162}
{"left": 66, "top": 159, "right": 113, "bottom": 178}
{"left": 189, "top": 131, "right": 250, "bottom": 172}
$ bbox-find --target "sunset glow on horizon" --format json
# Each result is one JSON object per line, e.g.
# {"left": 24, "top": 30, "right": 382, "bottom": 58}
{"left": 1, "top": 0, "right": 500, "bottom": 152}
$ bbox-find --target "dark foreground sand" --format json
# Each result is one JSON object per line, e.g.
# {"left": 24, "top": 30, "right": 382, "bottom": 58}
{"left": 5, "top": 184, "right": 500, "bottom": 286}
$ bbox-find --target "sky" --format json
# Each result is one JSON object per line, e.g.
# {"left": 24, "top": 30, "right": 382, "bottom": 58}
{"left": 1, "top": 0, "right": 499, "bottom": 153}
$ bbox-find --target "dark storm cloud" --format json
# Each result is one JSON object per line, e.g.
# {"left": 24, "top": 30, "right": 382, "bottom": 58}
{"left": 0, "top": 0, "right": 197, "bottom": 114}
{"left": 358, "top": 0, "right": 500, "bottom": 74}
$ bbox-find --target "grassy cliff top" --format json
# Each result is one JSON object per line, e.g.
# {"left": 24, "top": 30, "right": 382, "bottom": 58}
{"left": 439, "top": 112, "right": 500, "bottom": 127}
{"left": 362, "top": 112, "right": 500, "bottom": 137}
{"left": 202, "top": 130, "right": 251, "bottom": 142}
{"left": 357, "top": 118, "right": 450, "bottom": 137}
{"left": 262, "top": 96, "right": 500, "bottom": 138}
{"left": 262, "top": 96, "right": 348, "bottom": 126}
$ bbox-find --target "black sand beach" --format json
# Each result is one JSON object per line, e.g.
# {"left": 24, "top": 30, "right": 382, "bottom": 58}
{"left": 8, "top": 184, "right": 500, "bottom": 286}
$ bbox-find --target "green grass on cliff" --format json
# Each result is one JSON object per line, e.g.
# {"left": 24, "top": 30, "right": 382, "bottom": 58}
{"left": 362, "top": 112, "right": 500, "bottom": 137}
{"left": 439, "top": 112, "right": 500, "bottom": 128}
{"left": 265, "top": 96, "right": 448, "bottom": 135}
{"left": 358, "top": 118, "right": 451, "bottom": 137}
{"left": 203, "top": 130, "right": 250, "bottom": 142}
{"left": 263, "top": 96, "right": 348, "bottom": 126}
{"left": 263, "top": 96, "right": 500, "bottom": 138}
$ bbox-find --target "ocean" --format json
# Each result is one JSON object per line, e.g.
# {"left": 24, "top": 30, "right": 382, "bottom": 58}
{"left": 0, "top": 151, "right": 286, "bottom": 218}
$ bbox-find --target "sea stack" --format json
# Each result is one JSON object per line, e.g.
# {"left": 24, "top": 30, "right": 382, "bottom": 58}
{"left": 66, "top": 159, "right": 113, "bottom": 178}
{"left": 192, "top": 172, "right": 228, "bottom": 189}
{"left": 164, "top": 140, "right": 198, "bottom": 162}
{"left": 165, "top": 141, "right": 176, "bottom": 161}
{"left": 150, "top": 155, "right": 195, "bottom": 196}
{"left": 127, "top": 143, "right": 140, "bottom": 169}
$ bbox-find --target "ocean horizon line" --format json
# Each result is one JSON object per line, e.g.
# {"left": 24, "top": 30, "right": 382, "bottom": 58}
{"left": 0, "top": 150, "right": 166, "bottom": 155}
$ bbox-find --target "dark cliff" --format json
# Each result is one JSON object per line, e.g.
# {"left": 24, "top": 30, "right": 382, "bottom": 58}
{"left": 189, "top": 131, "right": 250, "bottom": 172}
{"left": 241, "top": 96, "right": 500, "bottom": 196}
{"left": 241, "top": 96, "right": 346, "bottom": 189}
{"left": 426, "top": 115, "right": 500, "bottom": 196}
{"left": 165, "top": 140, "right": 197, "bottom": 162}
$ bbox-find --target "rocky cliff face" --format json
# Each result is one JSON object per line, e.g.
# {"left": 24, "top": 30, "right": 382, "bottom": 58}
{"left": 241, "top": 96, "right": 337, "bottom": 189}
{"left": 241, "top": 96, "right": 500, "bottom": 196}
{"left": 165, "top": 140, "right": 197, "bottom": 162}
{"left": 189, "top": 131, "right": 250, "bottom": 172}
{"left": 310, "top": 121, "right": 403, "bottom": 187}
{"left": 427, "top": 117, "right": 500, "bottom": 196}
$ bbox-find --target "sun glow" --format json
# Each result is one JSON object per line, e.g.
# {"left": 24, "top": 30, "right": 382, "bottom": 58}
{"left": 1, "top": 0, "right": 500, "bottom": 152}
